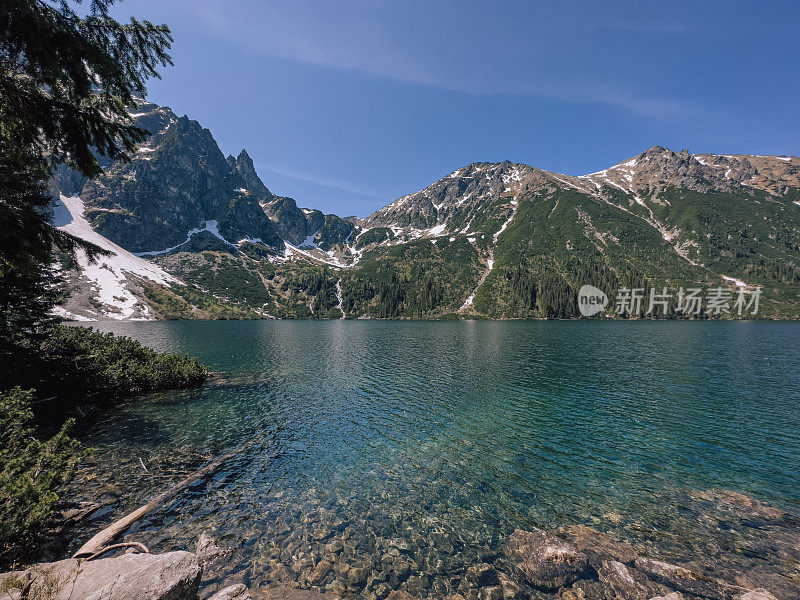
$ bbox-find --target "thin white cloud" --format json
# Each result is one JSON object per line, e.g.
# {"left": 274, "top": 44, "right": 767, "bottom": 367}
{"left": 257, "top": 162, "right": 390, "bottom": 203}
{"left": 186, "top": 0, "right": 701, "bottom": 121}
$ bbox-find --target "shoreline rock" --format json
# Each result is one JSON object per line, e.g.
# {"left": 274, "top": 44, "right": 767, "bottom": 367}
{"left": 597, "top": 559, "right": 650, "bottom": 600}
{"left": 634, "top": 557, "right": 747, "bottom": 600}
{"left": 0, "top": 550, "right": 200, "bottom": 600}
{"left": 559, "top": 525, "right": 638, "bottom": 568}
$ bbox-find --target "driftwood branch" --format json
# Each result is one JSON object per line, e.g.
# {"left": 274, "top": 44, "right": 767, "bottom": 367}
{"left": 73, "top": 443, "right": 250, "bottom": 558}
{"left": 85, "top": 541, "right": 150, "bottom": 561}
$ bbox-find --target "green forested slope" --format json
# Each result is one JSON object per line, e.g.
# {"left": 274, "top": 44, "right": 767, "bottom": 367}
{"left": 142, "top": 182, "right": 800, "bottom": 319}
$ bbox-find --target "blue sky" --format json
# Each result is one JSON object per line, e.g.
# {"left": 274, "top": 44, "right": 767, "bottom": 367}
{"left": 113, "top": 0, "right": 799, "bottom": 217}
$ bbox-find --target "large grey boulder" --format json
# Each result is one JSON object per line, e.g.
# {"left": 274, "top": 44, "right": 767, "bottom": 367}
{"left": 0, "top": 551, "right": 200, "bottom": 600}
{"left": 503, "top": 528, "right": 589, "bottom": 590}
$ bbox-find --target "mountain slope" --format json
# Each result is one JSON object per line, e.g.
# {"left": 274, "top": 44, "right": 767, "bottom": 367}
{"left": 349, "top": 147, "right": 800, "bottom": 318}
{"left": 49, "top": 97, "right": 800, "bottom": 320}
{"left": 76, "top": 103, "right": 283, "bottom": 253}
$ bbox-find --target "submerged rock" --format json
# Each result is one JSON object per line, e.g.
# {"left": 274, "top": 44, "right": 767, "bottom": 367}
{"left": 692, "top": 489, "right": 790, "bottom": 523}
{"left": 197, "top": 532, "right": 230, "bottom": 571}
{"left": 302, "top": 559, "right": 333, "bottom": 586}
{"left": 209, "top": 584, "right": 252, "bottom": 600}
{"left": 735, "top": 590, "right": 778, "bottom": 600}
{"left": 634, "top": 557, "right": 745, "bottom": 600}
{"left": 503, "top": 529, "right": 589, "bottom": 590}
{"left": 560, "top": 525, "right": 638, "bottom": 567}
{"left": 648, "top": 593, "right": 684, "bottom": 600}
{"left": 466, "top": 563, "right": 499, "bottom": 587}
{"left": 0, "top": 551, "right": 200, "bottom": 600}
{"left": 563, "top": 579, "right": 605, "bottom": 600}
{"left": 496, "top": 571, "right": 523, "bottom": 599}
{"left": 252, "top": 586, "right": 340, "bottom": 600}
{"left": 478, "top": 585, "right": 504, "bottom": 600}
{"left": 558, "top": 588, "right": 588, "bottom": 600}
{"left": 385, "top": 591, "right": 414, "bottom": 600}
{"left": 346, "top": 562, "right": 371, "bottom": 587}
{"left": 597, "top": 560, "right": 649, "bottom": 600}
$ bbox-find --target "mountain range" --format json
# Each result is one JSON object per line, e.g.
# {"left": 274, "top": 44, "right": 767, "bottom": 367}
{"left": 49, "top": 98, "right": 800, "bottom": 320}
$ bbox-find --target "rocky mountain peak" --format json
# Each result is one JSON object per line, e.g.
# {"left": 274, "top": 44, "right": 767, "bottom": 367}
{"left": 230, "top": 149, "right": 274, "bottom": 203}
{"left": 573, "top": 145, "right": 798, "bottom": 196}
{"left": 639, "top": 145, "right": 668, "bottom": 157}
{"left": 233, "top": 149, "right": 255, "bottom": 174}
{"left": 56, "top": 104, "right": 284, "bottom": 254}
{"left": 133, "top": 104, "right": 177, "bottom": 137}
{"left": 365, "top": 161, "right": 547, "bottom": 232}
{"left": 626, "top": 145, "right": 718, "bottom": 192}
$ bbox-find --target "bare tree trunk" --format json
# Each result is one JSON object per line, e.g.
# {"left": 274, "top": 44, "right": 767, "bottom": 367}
{"left": 73, "top": 443, "right": 249, "bottom": 558}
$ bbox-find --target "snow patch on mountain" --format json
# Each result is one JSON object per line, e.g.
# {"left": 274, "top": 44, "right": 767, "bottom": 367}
{"left": 136, "top": 220, "right": 236, "bottom": 256}
{"left": 336, "top": 278, "right": 345, "bottom": 319}
{"left": 51, "top": 306, "right": 95, "bottom": 321}
{"left": 299, "top": 229, "right": 320, "bottom": 248}
{"left": 54, "top": 195, "right": 179, "bottom": 320}
{"left": 283, "top": 242, "right": 348, "bottom": 268}
{"left": 493, "top": 208, "right": 517, "bottom": 244}
{"left": 721, "top": 275, "right": 750, "bottom": 288}
{"left": 460, "top": 256, "right": 496, "bottom": 311}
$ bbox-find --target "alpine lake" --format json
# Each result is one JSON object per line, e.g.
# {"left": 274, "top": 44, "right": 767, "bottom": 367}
{"left": 62, "top": 320, "right": 800, "bottom": 599}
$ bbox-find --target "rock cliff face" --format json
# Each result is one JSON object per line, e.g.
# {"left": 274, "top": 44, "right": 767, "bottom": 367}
{"left": 70, "top": 103, "right": 283, "bottom": 253}
{"left": 261, "top": 196, "right": 316, "bottom": 245}
{"left": 228, "top": 149, "right": 274, "bottom": 203}
{"left": 260, "top": 195, "right": 353, "bottom": 248}
{"left": 48, "top": 97, "right": 356, "bottom": 255}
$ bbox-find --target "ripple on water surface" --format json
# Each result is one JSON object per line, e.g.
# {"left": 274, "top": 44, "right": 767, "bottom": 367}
{"left": 65, "top": 321, "right": 800, "bottom": 598}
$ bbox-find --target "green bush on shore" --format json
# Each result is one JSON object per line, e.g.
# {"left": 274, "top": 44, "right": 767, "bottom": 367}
{"left": 0, "top": 387, "right": 81, "bottom": 567}
{"left": 2, "top": 324, "right": 208, "bottom": 411}
{"left": 44, "top": 325, "right": 209, "bottom": 400}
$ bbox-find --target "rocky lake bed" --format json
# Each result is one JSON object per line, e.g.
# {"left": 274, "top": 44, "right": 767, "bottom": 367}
{"left": 3, "top": 486, "right": 796, "bottom": 600}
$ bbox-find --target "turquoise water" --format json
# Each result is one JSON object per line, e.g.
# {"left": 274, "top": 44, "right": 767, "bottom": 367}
{"left": 69, "top": 321, "right": 800, "bottom": 597}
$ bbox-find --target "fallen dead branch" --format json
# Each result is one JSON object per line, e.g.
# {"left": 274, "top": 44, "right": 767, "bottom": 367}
{"left": 73, "top": 442, "right": 251, "bottom": 558}
{"left": 85, "top": 541, "right": 150, "bottom": 561}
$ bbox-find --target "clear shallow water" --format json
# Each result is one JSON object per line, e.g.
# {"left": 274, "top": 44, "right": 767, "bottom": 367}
{"left": 67, "top": 321, "right": 800, "bottom": 597}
